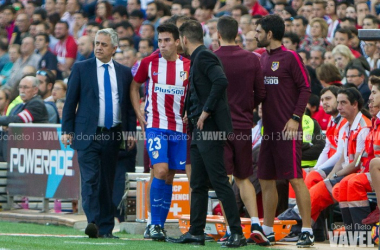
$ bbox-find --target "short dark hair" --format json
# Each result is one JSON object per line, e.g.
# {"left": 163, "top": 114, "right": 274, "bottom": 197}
{"left": 256, "top": 15, "right": 285, "bottom": 41}
{"left": 308, "top": 94, "right": 320, "bottom": 111}
{"left": 337, "top": 1, "right": 348, "bottom": 8}
{"left": 363, "top": 14, "right": 379, "bottom": 25}
{"left": 284, "top": 6, "right": 297, "bottom": 17}
{"left": 157, "top": 23, "right": 180, "bottom": 40}
{"left": 370, "top": 76, "right": 380, "bottom": 91}
{"left": 370, "top": 69, "right": 380, "bottom": 77}
{"left": 119, "top": 36, "right": 134, "bottom": 47}
{"left": 35, "top": 33, "right": 50, "bottom": 43}
{"left": 232, "top": 5, "right": 249, "bottom": 15}
{"left": 75, "top": 9, "right": 88, "bottom": 18}
{"left": 130, "top": 9, "right": 144, "bottom": 19}
{"left": 37, "top": 69, "right": 56, "bottom": 85}
{"left": 115, "top": 20, "right": 134, "bottom": 32}
{"left": 339, "top": 17, "right": 356, "bottom": 25}
{"left": 56, "top": 20, "right": 69, "bottom": 30}
{"left": 338, "top": 87, "right": 364, "bottom": 110}
{"left": 320, "top": 85, "right": 341, "bottom": 97}
{"left": 335, "top": 28, "right": 352, "bottom": 40}
{"left": 200, "top": 0, "right": 216, "bottom": 10}
{"left": 0, "top": 39, "right": 8, "bottom": 51}
{"left": 283, "top": 32, "right": 300, "bottom": 47}
{"left": 33, "top": 7, "right": 47, "bottom": 20}
{"left": 179, "top": 20, "right": 203, "bottom": 44}
{"left": 346, "top": 65, "right": 365, "bottom": 77}
{"left": 2, "top": 5, "right": 16, "bottom": 14}
{"left": 217, "top": 16, "right": 238, "bottom": 43}
{"left": 293, "top": 15, "right": 308, "bottom": 26}
{"left": 297, "top": 49, "right": 310, "bottom": 60}
{"left": 140, "top": 38, "right": 154, "bottom": 48}
{"left": 112, "top": 5, "right": 129, "bottom": 19}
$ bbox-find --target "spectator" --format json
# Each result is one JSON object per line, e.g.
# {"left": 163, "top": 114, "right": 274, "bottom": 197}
{"left": 300, "top": 2, "right": 313, "bottom": 21}
{"left": 0, "top": 86, "right": 11, "bottom": 115}
{"left": 127, "top": 0, "right": 143, "bottom": 16}
{"left": 333, "top": 28, "right": 361, "bottom": 58}
{"left": 85, "top": 21, "right": 101, "bottom": 40}
{"left": 171, "top": 0, "right": 183, "bottom": 16}
{"left": 231, "top": 5, "right": 249, "bottom": 24}
{"left": 240, "top": 14, "right": 252, "bottom": 36}
{"left": 55, "top": 97, "right": 65, "bottom": 120}
{"left": 211, "top": 32, "right": 220, "bottom": 51}
{"left": 346, "top": 65, "right": 370, "bottom": 105}
{"left": 35, "top": 33, "right": 58, "bottom": 76}
{"left": 0, "top": 39, "right": 10, "bottom": 72}
{"left": 0, "top": 44, "right": 20, "bottom": 85}
{"left": 73, "top": 10, "right": 88, "bottom": 40}
{"left": 76, "top": 35, "right": 94, "bottom": 62}
{"left": 118, "top": 36, "right": 134, "bottom": 51}
{"left": 25, "top": 1, "right": 38, "bottom": 19}
{"left": 10, "top": 13, "right": 30, "bottom": 45}
{"left": 356, "top": 2, "right": 369, "bottom": 27}
{"left": 308, "top": 18, "right": 330, "bottom": 49}
{"left": 326, "top": 0, "right": 339, "bottom": 43}
{"left": 52, "top": 80, "right": 66, "bottom": 102}
{"left": 245, "top": 30, "right": 257, "bottom": 52}
{"left": 282, "top": 32, "right": 300, "bottom": 51}
{"left": 292, "top": 16, "right": 311, "bottom": 50}
{"left": 95, "top": 1, "right": 112, "bottom": 24}
{"left": 36, "top": 69, "right": 55, "bottom": 102}
{"left": 0, "top": 76, "right": 48, "bottom": 125}
{"left": 140, "top": 23, "right": 157, "bottom": 49}
{"left": 243, "top": 0, "right": 268, "bottom": 16}
{"left": 113, "top": 51, "right": 124, "bottom": 65}
{"left": 61, "top": 0, "right": 81, "bottom": 35}
{"left": 144, "top": 2, "right": 162, "bottom": 40}
{"left": 336, "top": 1, "right": 348, "bottom": 20}
{"left": 345, "top": 5, "right": 357, "bottom": 20}
{"left": 362, "top": 14, "right": 379, "bottom": 29}
{"left": 54, "top": 21, "right": 77, "bottom": 77}
{"left": 7, "top": 37, "right": 41, "bottom": 87}
{"left": 44, "top": 0, "right": 56, "bottom": 16}
{"left": 273, "top": 3, "right": 286, "bottom": 16}
{"left": 324, "top": 50, "right": 335, "bottom": 65}
{"left": 309, "top": 46, "right": 325, "bottom": 70}
{"left": 112, "top": 5, "right": 129, "bottom": 24}
{"left": 36, "top": 22, "right": 59, "bottom": 52}
{"left": 114, "top": 21, "right": 140, "bottom": 51}
{"left": 138, "top": 38, "right": 153, "bottom": 58}
{"left": 32, "top": 8, "right": 47, "bottom": 22}
{"left": 123, "top": 48, "right": 138, "bottom": 68}
{"left": 2, "top": 6, "right": 16, "bottom": 42}
{"left": 29, "top": 20, "right": 42, "bottom": 38}
{"left": 297, "top": 49, "right": 310, "bottom": 65}
{"left": 312, "top": 0, "right": 327, "bottom": 19}
{"left": 316, "top": 63, "right": 343, "bottom": 87}
{"left": 181, "top": 5, "right": 194, "bottom": 17}
{"left": 292, "top": 0, "right": 303, "bottom": 12}
{"left": 332, "top": 44, "right": 356, "bottom": 79}
{"left": 281, "top": 6, "right": 297, "bottom": 20}
{"left": 364, "top": 41, "right": 380, "bottom": 70}
{"left": 129, "top": 10, "right": 144, "bottom": 36}
{"left": 284, "top": 18, "right": 293, "bottom": 33}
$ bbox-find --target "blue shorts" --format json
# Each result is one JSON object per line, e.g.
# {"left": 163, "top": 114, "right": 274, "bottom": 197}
{"left": 146, "top": 128, "right": 187, "bottom": 170}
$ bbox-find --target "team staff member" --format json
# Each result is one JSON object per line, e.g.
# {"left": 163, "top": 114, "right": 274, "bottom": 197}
{"left": 61, "top": 28, "right": 136, "bottom": 239}
{"left": 252, "top": 15, "right": 313, "bottom": 247}
{"left": 169, "top": 20, "right": 246, "bottom": 248}
{"left": 214, "top": 16, "right": 266, "bottom": 242}
{"left": 131, "top": 23, "right": 190, "bottom": 241}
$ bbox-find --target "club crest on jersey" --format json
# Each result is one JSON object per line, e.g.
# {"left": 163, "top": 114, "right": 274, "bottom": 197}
{"left": 180, "top": 71, "right": 188, "bottom": 81}
{"left": 152, "top": 151, "right": 159, "bottom": 159}
{"left": 271, "top": 62, "right": 279, "bottom": 71}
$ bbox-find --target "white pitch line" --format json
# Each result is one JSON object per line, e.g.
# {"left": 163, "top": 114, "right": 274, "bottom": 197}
{"left": 0, "top": 233, "right": 86, "bottom": 238}
{"left": 64, "top": 241, "right": 126, "bottom": 245}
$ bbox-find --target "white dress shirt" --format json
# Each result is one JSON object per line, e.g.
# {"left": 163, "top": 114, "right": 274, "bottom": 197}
{"left": 96, "top": 58, "right": 121, "bottom": 127}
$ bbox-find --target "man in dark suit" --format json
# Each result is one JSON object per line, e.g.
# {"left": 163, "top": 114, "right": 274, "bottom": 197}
{"left": 168, "top": 20, "right": 246, "bottom": 248}
{"left": 61, "top": 28, "right": 136, "bottom": 239}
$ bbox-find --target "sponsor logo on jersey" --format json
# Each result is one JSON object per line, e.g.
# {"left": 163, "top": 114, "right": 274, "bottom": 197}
{"left": 271, "top": 61, "right": 279, "bottom": 71}
{"left": 264, "top": 76, "right": 279, "bottom": 85}
{"left": 154, "top": 83, "right": 185, "bottom": 96}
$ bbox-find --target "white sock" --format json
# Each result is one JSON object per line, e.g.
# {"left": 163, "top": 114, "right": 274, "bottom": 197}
{"left": 251, "top": 217, "right": 260, "bottom": 225}
{"left": 226, "top": 226, "right": 231, "bottom": 234}
{"left": 147, "top": 212, "right": 151, "bottom": 226}
{"left": 262, "top": 225, "right": 273, "bottom": 235}
{"left": 301, "top": 227, "right": 313, "bottom": 235}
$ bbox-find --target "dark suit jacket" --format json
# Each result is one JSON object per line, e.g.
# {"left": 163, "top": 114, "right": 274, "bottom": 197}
{"left": 62, "top": 58, "right": 136, "bottom": 150}
{"left": 186, "top": 45, "right": 233, "bottom": 134}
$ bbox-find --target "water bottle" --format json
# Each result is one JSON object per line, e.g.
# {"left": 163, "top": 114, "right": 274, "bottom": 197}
{"left": 54, "top": 199, "right": 62, "bottom": 213}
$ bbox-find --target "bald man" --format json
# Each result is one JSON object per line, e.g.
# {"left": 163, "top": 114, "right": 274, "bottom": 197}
{"left": 76, "top": 35, "right": 94, "bottom": 62}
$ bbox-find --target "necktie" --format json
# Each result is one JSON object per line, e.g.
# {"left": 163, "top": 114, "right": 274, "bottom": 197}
{"left": 102, "top": 64, "right": 113, "bottom": 129}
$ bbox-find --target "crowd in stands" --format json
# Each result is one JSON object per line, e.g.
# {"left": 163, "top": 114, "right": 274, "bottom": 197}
{"left": 1, "top": 0, "right": 380, "bottom": 244}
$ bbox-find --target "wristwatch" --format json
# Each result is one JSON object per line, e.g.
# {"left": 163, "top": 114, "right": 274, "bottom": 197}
{"left": 291, "top": 114, "right": 301, "bottom": 123}
{"left": 333, "top": 173, "right": 338, "bottom": 178}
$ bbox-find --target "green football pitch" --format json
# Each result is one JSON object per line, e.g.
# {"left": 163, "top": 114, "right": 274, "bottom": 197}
{"left": 0, "top": 221, "right": 271, "bottom": 250}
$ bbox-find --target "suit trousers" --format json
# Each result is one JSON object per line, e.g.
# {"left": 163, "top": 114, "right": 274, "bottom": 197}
{"left": 189, "top": 118, "right": 242, "bottom": 235}
{"left": 77, "top": 128, "right": 122, "bottom": 235}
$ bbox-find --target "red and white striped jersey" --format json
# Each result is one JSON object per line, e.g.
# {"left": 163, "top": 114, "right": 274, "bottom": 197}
{"left": 134, "top": 53, "right": 190, "bottom": 133}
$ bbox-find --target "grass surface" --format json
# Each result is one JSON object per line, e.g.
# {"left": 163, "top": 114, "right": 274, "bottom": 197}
{"left": 0, "top": 221, "right": 272, "bottom": 250}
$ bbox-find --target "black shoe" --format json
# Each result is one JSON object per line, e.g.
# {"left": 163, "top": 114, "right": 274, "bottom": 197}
{"left": 166, "top": 232, "right": 205, "bottom": 245}
{"left": 149, "top": 224, "right": 165, "bottom": 241}
{"left": 99, "top": 233, "right": 119, "bottom": 239}
{"left": 221, "top": 233, "right": 247, "bottom": 248}
{"left": 250, "top": 223, "right": 271, "bottom": 246}
{"left": 280, "top": 231, "right": 299, "bottom": 242}
{"left": 144, "top": 225, "right": 151, "bottom": 239}
{"left": 204, "top": 234, "right": 215, "bottom": 242}
{"left": 246, "top": 238, "right": 256, "bottom": 244}
{"left": 296, "top": 231, "right": 314, "bottom": 248}
{"left": 85, "top": 223, "right": 98, "bottom": 238}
